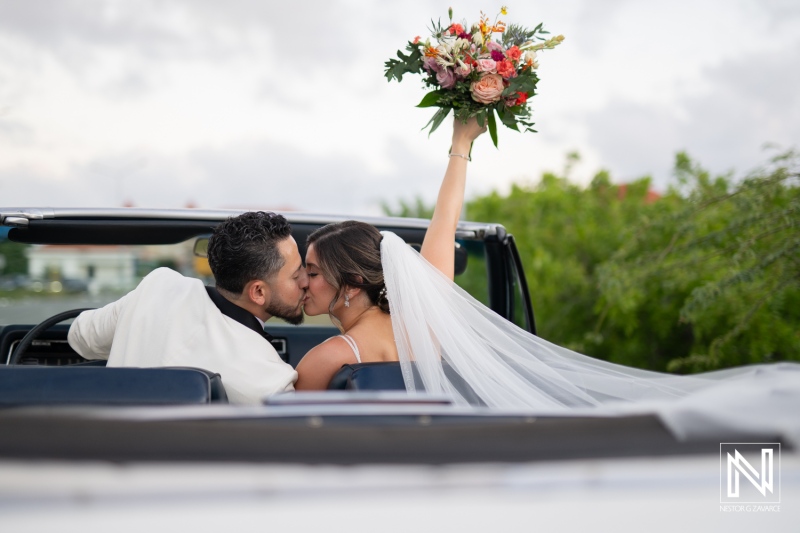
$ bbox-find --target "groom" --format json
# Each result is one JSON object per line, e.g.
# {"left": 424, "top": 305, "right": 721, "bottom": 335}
{"left": 68, "top": 211, "right": 308, "bottom": 404}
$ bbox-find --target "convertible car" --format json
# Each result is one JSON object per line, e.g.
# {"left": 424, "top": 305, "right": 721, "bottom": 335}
{"left": 0, "top": 207, "right": 795, "bottom": 531}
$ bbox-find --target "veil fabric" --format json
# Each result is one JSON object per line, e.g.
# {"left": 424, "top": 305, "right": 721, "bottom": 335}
{"left": 380, "top": 231, "right": 800, "bottom": 443}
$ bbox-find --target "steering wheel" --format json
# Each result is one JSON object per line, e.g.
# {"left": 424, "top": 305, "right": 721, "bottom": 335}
{"left": 9, "top": 308, "right": 95, "bottom": 365}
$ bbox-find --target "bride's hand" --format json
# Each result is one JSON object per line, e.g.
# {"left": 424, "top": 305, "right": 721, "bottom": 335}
{"left": 452, "top": 117, "right": 487, "bottom": 154}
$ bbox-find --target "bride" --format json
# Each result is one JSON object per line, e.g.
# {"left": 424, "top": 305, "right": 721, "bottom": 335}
{"left": 295, "top": 117, "right": 485, "bottom": 390}
{"left": 294, "top": 118, "right": 800, "bottom": 441}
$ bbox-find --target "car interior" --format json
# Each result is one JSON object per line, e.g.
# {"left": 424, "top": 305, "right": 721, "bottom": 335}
{"left": 0, "top": 215, "right": 534, "bottom": 407}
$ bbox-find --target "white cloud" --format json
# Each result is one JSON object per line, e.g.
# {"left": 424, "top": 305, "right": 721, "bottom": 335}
{"left": 0, "top": 0, "right": 798, "bottom": 213}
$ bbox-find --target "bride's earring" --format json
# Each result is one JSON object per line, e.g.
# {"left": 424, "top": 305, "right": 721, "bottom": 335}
{"left": 344, "top": 294, "right": 350, "bottom": 308}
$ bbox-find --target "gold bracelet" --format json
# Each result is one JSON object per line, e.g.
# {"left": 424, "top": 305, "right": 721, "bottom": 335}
{"left": 449, "top": 152, "right": 471, "bottom": 162}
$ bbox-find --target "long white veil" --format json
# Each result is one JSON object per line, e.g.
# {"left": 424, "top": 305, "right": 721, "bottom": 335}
{"left": 380, "top": 231, "right": 800, "bottom": 442}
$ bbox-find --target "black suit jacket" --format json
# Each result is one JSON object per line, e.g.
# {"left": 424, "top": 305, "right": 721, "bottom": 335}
{"left": 205, "top": 286, "right": 287, "bottom": 362}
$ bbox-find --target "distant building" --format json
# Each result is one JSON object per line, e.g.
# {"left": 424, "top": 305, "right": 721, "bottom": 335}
{"left": 26, "top": 245, "right": 137, "bottom": 294}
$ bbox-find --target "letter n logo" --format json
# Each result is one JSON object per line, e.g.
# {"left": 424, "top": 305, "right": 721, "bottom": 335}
{"left": 720, "top": 443, "right": 781, "bottom": 504}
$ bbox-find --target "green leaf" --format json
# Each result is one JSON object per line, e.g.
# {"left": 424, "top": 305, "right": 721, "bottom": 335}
{"left": 422, "top": 107, "right": 451, "bottom": 136}
{"left": 487, "top": 108, "right": 498, "bottom": 147}
{"left": 384, "top": 44, "right": 424, "bottom": 83}
{"left": 417, "top": 91, "right": 443, "bottom": 108}
{"left": 504, "top": 74, "right": 538, "bottom": 97}
{"left": 496, "top": 106, "right": 520, "bottom": 131}
{"left": 476, "top": 110, "right": 486, "bottom": 128}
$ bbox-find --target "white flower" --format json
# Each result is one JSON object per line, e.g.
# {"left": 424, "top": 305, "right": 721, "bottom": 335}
{"left": 439, "top": 34, "right": 457, "bottom": 48}
{"left": 454, "top": 38, "right": 472, "bottom": 52}
{"left": 524, "top": 50, "right": 539, "bottom": 69}
{"left": 436, "top": 55, "right": 455, "bottom": 69}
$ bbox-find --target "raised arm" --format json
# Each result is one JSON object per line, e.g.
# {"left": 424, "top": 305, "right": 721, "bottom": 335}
{"left": 420, "top": 117, "right": 486, "bottom": 279}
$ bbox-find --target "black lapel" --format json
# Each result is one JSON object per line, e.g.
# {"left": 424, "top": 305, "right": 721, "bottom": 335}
{"left": 205, "top": 286, "right": 274, "bottom": 342}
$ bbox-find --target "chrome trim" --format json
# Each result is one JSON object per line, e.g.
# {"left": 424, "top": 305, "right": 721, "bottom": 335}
{"left": 3, "top": 216, "right": 29, "bottom": 227}
{"left": 0, "top": 207, "right": 503, "bottom": 238}
{"left": 0, "top": 208, "right": 54, "bottom": 225}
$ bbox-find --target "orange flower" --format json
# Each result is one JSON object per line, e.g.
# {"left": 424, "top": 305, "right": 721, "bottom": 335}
{"left": 496, "top": 59, "right": 516, "bottom": 79}
{"left": 514, "top": 92, "right": 528, "bottom": 106}
{"left": 448, "top": 23, "right": 465, "bottom": 35}
{"left": 506, "top": 45, "right": 522, "bottom": 61}
{"left": 423, "top": 45, "right": 439, "bottom": 58}
{"left": 479, "top": 12, "right": 491, "bottom": 35}
{"left": 413, "top": 36, "right": 421, "bottom": 44}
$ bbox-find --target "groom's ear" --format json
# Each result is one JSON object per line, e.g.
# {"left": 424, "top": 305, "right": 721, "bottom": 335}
{"left": 245, "top": 279, "right": 269, "bottom": 306}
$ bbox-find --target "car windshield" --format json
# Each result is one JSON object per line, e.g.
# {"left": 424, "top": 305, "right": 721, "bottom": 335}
{"left": 0, "top": 234, "right": 490, "bottom": 326}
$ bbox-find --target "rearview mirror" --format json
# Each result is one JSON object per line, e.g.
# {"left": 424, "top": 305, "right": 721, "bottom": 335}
{"left": 194, "top": 237, "right": 209, "bottom": 258}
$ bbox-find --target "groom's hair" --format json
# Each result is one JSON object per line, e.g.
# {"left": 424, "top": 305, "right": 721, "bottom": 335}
{"left": 207, "top": 211, "right": 292, "bottom": 294}
{"left": 307, "top": 221, "right": 390, "bottom": 314}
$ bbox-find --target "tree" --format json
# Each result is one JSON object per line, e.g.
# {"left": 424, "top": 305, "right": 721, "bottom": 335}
{"left": 384, "top": 150, "right": 800, "bottom": 373}
{"left": 0, "top": 230, "right": 28, "bottom": 275}
{"left": 598, "top": 150, "right": 800, "bottom": 372}
{"left": 466, "top": 168, "right": 676, "bottom": 363}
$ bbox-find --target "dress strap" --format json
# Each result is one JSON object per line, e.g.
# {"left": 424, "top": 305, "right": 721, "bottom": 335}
{"left": 339, "top": 334, "right": 362, "bottom": 363}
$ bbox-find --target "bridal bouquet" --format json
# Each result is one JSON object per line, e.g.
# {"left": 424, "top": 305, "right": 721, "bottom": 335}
{"left": 385, "top": 7, "right": 564, "bottom": 146}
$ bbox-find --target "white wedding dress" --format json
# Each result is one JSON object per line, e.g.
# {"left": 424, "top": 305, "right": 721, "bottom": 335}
{"left": 380, "top": 231, "right": 800, "bottom": 444}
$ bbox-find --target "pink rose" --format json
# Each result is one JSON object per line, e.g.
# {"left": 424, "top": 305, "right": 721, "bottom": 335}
{"left": 486, "top": 41, "right": 503, "bottom": 52}
{"left": 423, "top": 56, "right": 441, "bottom": 73}
{"left": 470, "top": 73, "right": 505, "bottom": 104}
{"left": 436, "top": 68, "right": 456, "bottom": 89}
{"left": 455, "top": 62, "right": 472, "bottom": 77}
{"left": 476, "top": 57, "right": 497, "bottom": 73}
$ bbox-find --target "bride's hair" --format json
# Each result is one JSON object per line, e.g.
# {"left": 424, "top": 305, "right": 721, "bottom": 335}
{"left": 307, "top": 221, "right": 390, "bottom": 315}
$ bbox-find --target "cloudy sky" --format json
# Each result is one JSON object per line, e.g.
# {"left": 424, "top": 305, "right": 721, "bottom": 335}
{"left": 0, "top": 0, "right": 798, "bottom": 215}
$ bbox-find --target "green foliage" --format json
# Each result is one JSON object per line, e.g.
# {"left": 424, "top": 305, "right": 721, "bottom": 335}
{"left": 385, "top": 150, "right": 800, "bottom": 373}
{"left": 384, "top": 42, "right": 424, "bottom": 83}
{"left": 598, "top": 150, "right": 800, "bottom": 372}
{"left": 501, "top": 23, "right": 548, "bottom": 48}
{"left": 467, "top": 168, "right": 674, "bottom": 363}
{"left": 0, "top": 240, "right": 28, "bottom": 274}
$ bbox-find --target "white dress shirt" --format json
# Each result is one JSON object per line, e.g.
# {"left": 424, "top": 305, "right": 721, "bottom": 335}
{"left": 68, "top": 268, "right": 297, "bottom": 404}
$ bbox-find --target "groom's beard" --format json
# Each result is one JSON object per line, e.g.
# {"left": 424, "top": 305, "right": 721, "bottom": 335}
{"left": 266, "top": 292, "right": 305, "bottom": 326}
